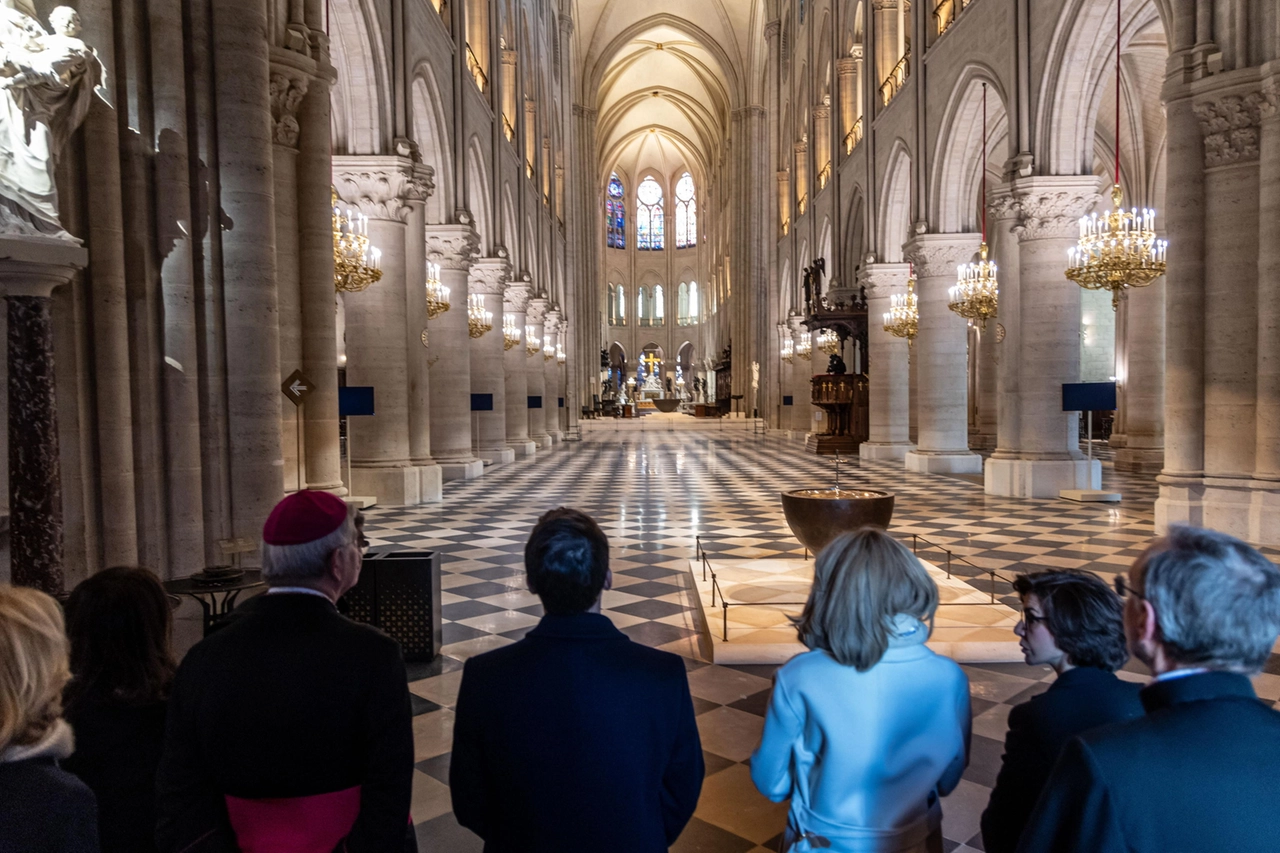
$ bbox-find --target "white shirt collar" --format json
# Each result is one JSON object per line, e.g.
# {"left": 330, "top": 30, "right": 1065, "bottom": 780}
{"left": 1154, "top": 667, "right": 1210, "bottom": 683}
{"left": 266, "top": 586, "right": 333, "bottom": 602}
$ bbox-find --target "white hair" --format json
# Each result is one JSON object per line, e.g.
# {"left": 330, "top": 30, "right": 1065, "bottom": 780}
{"left": 261, "top": 503, "right": 359, "bottom": 584}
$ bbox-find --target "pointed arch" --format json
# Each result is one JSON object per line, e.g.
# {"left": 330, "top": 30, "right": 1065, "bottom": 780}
{"left": 466, "top": 136, "right": 493, "bottom": 253}
{"left": 931, "top": 66, "right": 1012, "bottom": 233}
{"left": 329, "top": 0, "right": 391, "bottom": 154}
{"left": 877, "top": 140, "right": 912, "bottom": 263}
{"left": 411, "top": 66, "right": 453, "bottom": 225}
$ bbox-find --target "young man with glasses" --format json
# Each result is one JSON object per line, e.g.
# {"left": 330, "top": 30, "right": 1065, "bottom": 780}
{"left": 981, "top": 569, "right": 1143, "bottom": 853}
{"left": 1018, "top": 526, "right": 1280, "bottom": 853}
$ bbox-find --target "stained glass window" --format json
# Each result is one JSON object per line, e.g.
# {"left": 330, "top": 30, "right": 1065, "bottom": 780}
{"left": 606, "top": 174, "right": 626, "bottom": 249}
{"left": 617, "top": 284, "right": 625, "bottom": 321}
{"left": 636, "top": 176, "right": 664, "bottom": 250}
{"left": 675, "top": 173, "right": 697, "bottom": 249}
{"left": 678, "top": 283, "right": 689, "bottom": 324}
{"left": 637, "top": 285, "right": 648, "bottom": 324}
{"left": 654, "top": 285, "right": 665, "bottom": 324}
{"left": 689, "top": 281, "right": 699, "bottom": 319}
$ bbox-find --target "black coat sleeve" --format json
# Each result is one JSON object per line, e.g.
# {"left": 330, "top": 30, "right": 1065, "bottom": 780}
{"left": 982, "top": 702, "right": 1046, "bottom": 853}
{"left": 448, "top": 658, "right": 490, "bottom": 840}
{"left": 154, "top": 653, "right": 238, "bottom": 853}
{"left": 339, "top": 641, "right": 416, "bottom": 853}
{"left": 659, "top": 660, "right": 704, "bottom": 844}
{"left": 1015, "top": 737, "right": 1127, "bottom": 853}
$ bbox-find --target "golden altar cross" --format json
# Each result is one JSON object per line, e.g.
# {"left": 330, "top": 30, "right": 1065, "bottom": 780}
{"left": 642, "top": 352, "right": 662, "bottom": 375}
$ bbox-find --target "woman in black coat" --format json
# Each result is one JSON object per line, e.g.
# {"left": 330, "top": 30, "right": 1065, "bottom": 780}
{"left": 0, "top": 584, "right": 99, "bottom": 853}
{"left": 62, "top": 567, "right": 176, "bottom": 853}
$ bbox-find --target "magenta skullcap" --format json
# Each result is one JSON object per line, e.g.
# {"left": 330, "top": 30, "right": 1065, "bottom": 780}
{"left": 263, "top": 490, "right": 350, "bottom": 546}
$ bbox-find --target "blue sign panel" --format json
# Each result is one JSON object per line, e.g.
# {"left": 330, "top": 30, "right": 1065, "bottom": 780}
{"left": 558, "top": 397, "right": 565, "bottom": 408}
{"left": 1062, "top": 382, "right": 1117, "bottom": 412}
{"left": 528, "top": 396, "right": 543, "bottom": 409}
{"left": 782, "top": 395, "right": 794, "bottom": 406}
{"left": 471, "top": 394, "right": 494, "bottom": 412}
{"left": 339, "top": 386, "right": 375, "bottom": 417}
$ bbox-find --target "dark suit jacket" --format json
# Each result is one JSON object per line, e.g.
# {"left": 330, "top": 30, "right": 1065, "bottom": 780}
{"left": 1017, "top": 671, "right": 1280, "bottom": 853}
{"left": 0, "top": 756, "right": 99, "bottom": 853}
{"left": 63, "top": 697, "right": 167, "bottom": 853}
{"left": 981, "top": 666, "right": 1143, "bottom": 853}
{"left": 155, "top": 592, "right": 414, "bottom": 853}
{"left": 450, "top": 612, "right": 704, "bottom": 853}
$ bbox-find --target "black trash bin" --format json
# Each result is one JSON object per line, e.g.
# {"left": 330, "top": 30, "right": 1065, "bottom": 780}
{"left": 339, "top": 550, "right": 442, "bottom": 662}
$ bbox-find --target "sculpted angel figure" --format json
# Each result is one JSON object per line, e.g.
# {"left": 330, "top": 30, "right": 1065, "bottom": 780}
{"left": 0, "top": 3, "right": 106, "bottom": 238}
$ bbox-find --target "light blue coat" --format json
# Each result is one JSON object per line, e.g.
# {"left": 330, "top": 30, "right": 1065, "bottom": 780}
{"left": 750, "top": 620, "right": 971, "bottom": 853}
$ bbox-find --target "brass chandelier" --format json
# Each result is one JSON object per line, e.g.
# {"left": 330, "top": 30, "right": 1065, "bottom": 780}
{"left": 883, "top": 268, "right": 918, "bottom": 345}
{"left": 543, "top": 339, "right": 556, "bottom": 362}
{"left": 1065, "top": 0, "right": 1166, "bottom": 309}
{"left": 525, "top": 326, "right": 541, "bottom": 357}
{"left": 503, "top": 314, "right": 521, "bottom": 350}
{"left": 467, "top": 293, "right": 493, "bottom": 338}
{"left": 556, "top": 343, "right": 566, "bottom": 365}
{"left": 332, "top": 188, "right": 382, "bottom": 293}
{"left": 795, "top": 335, "right": 812, "bottom": 361}
{"left": 780, "top": 336, "right": 795, "bottom": 365}
{"left": 949, "top": 83, "right": 998, "bottom": 329}
{"left": 426, "top": 261, "right": 451, "bottom": 318}
{"left": 817, "top": 329, "right": 840, "bottom": 355}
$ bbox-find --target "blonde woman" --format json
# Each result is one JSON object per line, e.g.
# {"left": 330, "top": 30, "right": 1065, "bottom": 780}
{"left": 751, "top": 529, "right": 971, "bottom": 853}
{"left": 0, "top": 585, "right": 99, "bottom": 852}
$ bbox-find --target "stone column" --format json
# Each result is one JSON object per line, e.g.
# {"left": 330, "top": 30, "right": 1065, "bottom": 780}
{"left": 984, "top": 177, "right": 1100, "bottom": 497}
{"left": 903, "top": 234, "right": 983, "bottom": 474}
{"left": 426, "top": 224, "right": 484, "bottom": 480}
{"left": 988, "top": 189, "right": 1022, "bottom": 459}
{"left": 404, "top": 166, "right": 442, "bottom": 501}
{"left": 1255, "top": 77, "right": 1280, "bottom": 535}
{"left": 860, "top": 263, "right": 914, "bottom": 460}
{"left": 1155, "top": 84, "right": 1207, "bottom": 530}
{"left": 271, "top": 63, "right": 310, "bottom": 492}
{"left": 527, "top": 296, "right": 551, "bottom": 446}
{"left": 873, "top": 0, "right": 900, "bottom": 88}
{"left": 544, "top": 308, "right": 564, "bottom": 442}
{"left": 503, "top": 279, "right": 536, "bottom": 456}
{"left": 0, "top": 244, "right": 85, "bottom": 592}
{"left": 1113, "top": 277, "right": 1166, "bottom": 473}
{"left": 334, "top": 158, "right": 430, "bottom": 504}
{"left": 470, "top": 256, "right": 514, "bottom": 464}
{"left": 214, "top": 0, "right": 285, "bottom": 541}
{"left": 973, "top": 323, "right": 999, "bottom": 450}
{"left": 837, "top": 56, "right": 857, "bottom": 150}
{"left": 297, "top": 61, "right": 344, "bottom": 493}
{"left": 813, "top": 102, "right": 832, "bottom": 188}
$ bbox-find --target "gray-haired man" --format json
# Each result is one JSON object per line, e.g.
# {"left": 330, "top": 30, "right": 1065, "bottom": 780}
{"left": 1017, "top": 526, "right": 1280, "bottom": 853}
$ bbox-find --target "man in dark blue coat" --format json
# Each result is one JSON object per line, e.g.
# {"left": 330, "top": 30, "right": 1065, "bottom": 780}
{"left": 981, "top": 570, "right": 1144, "bottom": 853}
{"left": 1017, "top": 526, "right": 1280, "bottom": 853}
{"left": 450, "top": 507, "right": 703, "bottom": 852}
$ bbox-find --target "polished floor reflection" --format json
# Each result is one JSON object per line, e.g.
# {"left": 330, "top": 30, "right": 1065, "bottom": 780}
{"left": 359, "top": 429, "right": 1280, "bottom": 853}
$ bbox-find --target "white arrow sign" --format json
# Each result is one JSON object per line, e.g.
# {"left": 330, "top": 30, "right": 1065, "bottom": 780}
{"left": 281, "top": 369, "right": 315, "bottom": 407}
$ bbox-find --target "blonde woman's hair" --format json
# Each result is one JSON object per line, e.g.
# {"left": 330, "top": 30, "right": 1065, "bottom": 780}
{"left": 0, "top": 585, "right": 70, "bottom": 752}
{"left": 794, "top": 528, "right": 939, "bottom": 671}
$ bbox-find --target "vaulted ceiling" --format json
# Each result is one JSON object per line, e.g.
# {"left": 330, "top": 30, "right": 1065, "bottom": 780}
{"left": 568, "top": 0, "right": 768, "bottom": 187}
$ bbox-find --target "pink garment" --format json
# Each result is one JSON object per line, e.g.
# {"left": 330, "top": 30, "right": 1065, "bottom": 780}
{"left": 224, "top": 785, "right": 361, "bottom": 853}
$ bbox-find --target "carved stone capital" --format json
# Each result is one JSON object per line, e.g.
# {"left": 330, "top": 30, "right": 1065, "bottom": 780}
{"left": 872, "top": 0, "right": 899, "bottom": 10}
{"left": 904, "top": 234, "right": 981, "bottom": 279}
{"left": 1262, "top": 77, "right": 1279, "bottom": 120}
{"left": 1194, "top": 90, "right": 1267, "bottom": 166}
{"left": 503, "top": 282, "right": 532, "bottom": 313}
{"left": 423, "top": 224, "right": 480, "bottom": 270}
{"left": 526, "top": 297, "right": 550, "bottom": 325}
{"left": 269, "top": 65, "right": 310, "bottom": 149}
{"left": 999, "top": 177, "right": 1102, "bottom": 241}
{"left": 858, "top": 263, "right": 912, "bottom": 299}
{"left": 764, "top": 20, "right": 781, "bottom": 42}
{"left": 469, "top": 257, "right": 511, "bottom": 295}
{"left": 836, "top": 57, "right": 857, "bottom": 77}
{"left": 333, "top": 156, "right": 434, "bottom": 222}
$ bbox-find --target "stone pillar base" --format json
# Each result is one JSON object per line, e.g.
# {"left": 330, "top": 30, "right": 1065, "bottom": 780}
{"left": 1157, "top": 478, "right": 1280, "bottom": 547}
{"left": 509, "top": 440, "right": 538, "bottom": 457}
{"left": 1114, "top": 448, "right": 1165, "bottom": 474}
{"left": 860, "top": 442, "right": 915, "bottom": 461}
{"left": 905, "top": 450, "right": 984, "bottom": 475}
{"left": 350, "top": 466, "right": 421, "bottom": 506}
{"left": 547, "top": 429, "right": 563, "bottom": 444}
{"left": 984, "top": 457, "right": 1100, "bottom": 498}
{"left": 532, "top": 434, "right": 553, "bottom": 448}
{"left": 478, "top": 447, "right": 516, "bottom": 465}
{"left": 418, "top": 465, "right": 442, "bottom": 502}
{"left": 968, "top": 432, "right": 997, "bottom": 452}
{"left": 440, "top": 459, "right": 484, "bottom": 481}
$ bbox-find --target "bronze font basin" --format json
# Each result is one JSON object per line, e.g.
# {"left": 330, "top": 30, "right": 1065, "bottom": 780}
{"left": 781, "top": 488, "right": 895, "bottom": 554}
{"left": 653, "top": 399, "right": 681, "bottom": 413}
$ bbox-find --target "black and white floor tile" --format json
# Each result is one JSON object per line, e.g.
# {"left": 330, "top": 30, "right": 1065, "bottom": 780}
{"left": 359, "top": 429, "right": 1280, "bottom": 852}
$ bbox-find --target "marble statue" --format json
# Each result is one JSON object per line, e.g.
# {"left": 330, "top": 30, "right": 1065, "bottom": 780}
{"left": 0, "top": 2, "right": 107, "bottom": 239}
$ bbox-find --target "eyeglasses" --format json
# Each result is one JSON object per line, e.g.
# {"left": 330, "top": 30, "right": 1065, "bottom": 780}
{"left": 1020, "top": 608, "right": 1046, "bottom": 628}
{"left": 1113, "top": 574, "right": 1144, "bottom": 600}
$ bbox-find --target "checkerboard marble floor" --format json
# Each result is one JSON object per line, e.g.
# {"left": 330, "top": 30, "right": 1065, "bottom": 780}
{"left": 361, "top": 429, "right": 1280, "bottom": 853}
